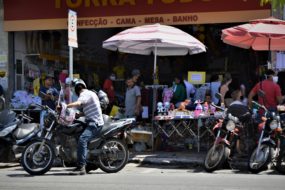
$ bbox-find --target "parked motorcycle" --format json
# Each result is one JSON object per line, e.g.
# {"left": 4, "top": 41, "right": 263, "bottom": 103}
{"left": 0, "top": 109, "right": 41, "bottom": 162}
{"left": 204, "top": 102, "right": 253, "bottom": 172}
{"left": 248, "top": 101, "right": 285, "bottom": 174}
{"left": 21, "top": 103, "right": 135, "bottom": 175}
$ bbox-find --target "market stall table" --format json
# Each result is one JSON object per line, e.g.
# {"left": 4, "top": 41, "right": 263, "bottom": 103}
{"left": 153, "top": 111, "right": 224, "bottom": 152}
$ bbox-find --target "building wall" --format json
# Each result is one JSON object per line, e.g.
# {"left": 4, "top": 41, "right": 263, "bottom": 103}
{"left": 0, "top": 0, "right": 9, "bottom": 100}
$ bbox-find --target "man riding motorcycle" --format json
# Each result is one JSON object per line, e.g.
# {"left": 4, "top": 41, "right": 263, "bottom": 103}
{"left": 63, "top": 78, "right": 104, "bottom": 175}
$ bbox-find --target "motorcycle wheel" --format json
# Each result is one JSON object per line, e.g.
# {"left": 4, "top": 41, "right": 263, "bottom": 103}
{"left": 248, "top": 144, "right": 272, "bottom": 174}
{"left": 276, "top": 149, "right": 285, "bottom": 174}
{"left": 21, "top": 139, "right": 55, "bottom": 175}
{"left": 204, "top": 144, "right": 230, "bottom": 172}
{"left": 97, "top": 138, "right": 129, "bottom": 173}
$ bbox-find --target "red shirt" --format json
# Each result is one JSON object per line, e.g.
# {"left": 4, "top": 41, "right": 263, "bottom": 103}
{"left": 103, "top": 79, "right": 115, "bottom": 103}
{"left": 251, "top": 80, "right": 282, "bottom": 109}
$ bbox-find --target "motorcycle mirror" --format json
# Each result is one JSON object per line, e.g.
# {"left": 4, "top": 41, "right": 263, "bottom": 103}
{"left": 215, "top": 93, "right": 222, "bottom": 100}
{"left": 258, "top": 89, "right": 265, "bottom": 98}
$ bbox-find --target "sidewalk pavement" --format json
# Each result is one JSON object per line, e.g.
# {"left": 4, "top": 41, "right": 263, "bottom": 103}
{"left": 0, "top": 151, "right": 207, "bottom": 169}
{"left": 0, "top": 162, "right": 20, "bottom": 168}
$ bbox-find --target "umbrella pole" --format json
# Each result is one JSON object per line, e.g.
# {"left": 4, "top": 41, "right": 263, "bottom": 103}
{"left": 268, "top": 38, "right": 272, "bottom": 69}
{"left": 151, "top": 43, "right": 158, "bottom": 151}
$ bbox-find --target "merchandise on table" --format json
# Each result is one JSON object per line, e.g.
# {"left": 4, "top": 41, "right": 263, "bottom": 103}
{"left": 10, "top": 90, "right": 41, "bottom": 109}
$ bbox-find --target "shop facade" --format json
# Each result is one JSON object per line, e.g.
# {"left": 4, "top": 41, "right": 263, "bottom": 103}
{"left": 0, "top": 0, "right": 8, "bottom": 106}
{"left": 2, "top": 0, "right": 271, "bottom": 100}
{"left": 1, "top": 0, "right": 273, "bottom": 151}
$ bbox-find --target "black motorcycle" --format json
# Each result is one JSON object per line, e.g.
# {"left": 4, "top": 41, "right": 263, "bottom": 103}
{"left": 21, "top": 104, "right": 135, "bottom": 175}
{"left": 0, "top": 109, "right": 41, "bottom": 162}
{"left": 204, "top": 103, "right": 253, "bottom": 172}
{"left": 248, "top": 101, "right": 285, "bottom": 174}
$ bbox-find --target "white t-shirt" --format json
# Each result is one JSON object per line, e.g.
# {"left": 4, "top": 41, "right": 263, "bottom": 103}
{"left": 78, "top": 89, "right": 104, "bottom": 126}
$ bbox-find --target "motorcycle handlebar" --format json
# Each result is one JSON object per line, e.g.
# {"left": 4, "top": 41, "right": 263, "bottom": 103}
{"left": 228, "top": 113, "right": 239, "bottom": 123}
{"left": 210, "top": 102, "right": 226, "bottom": 112}
{"left": 29, "top": 103, "right": 55, "bottom": 114}
{"left": 252, "top": 101, "right": 267, "bottom": 112}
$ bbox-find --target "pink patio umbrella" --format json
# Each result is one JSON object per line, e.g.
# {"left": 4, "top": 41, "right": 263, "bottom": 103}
{"left": 222, "top": 17, "right": 285, "bottom": 51}
{"left": 103, "top": 23, "right": 206, "bottom": 121}
{"left": 103, "top": 23, "right": 206, "bottom": 83}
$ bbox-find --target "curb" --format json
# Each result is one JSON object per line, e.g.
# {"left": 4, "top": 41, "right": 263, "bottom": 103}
{"left": 1, "top": 153, "right": 207, "bottom": 168}
{"left": 0, "top": 163, "right": 20, "bottom": 169}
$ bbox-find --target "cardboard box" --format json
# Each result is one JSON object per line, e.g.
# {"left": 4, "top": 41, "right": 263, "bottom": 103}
{"left": 130, "top": 128, "right": 152, "bottom": 142}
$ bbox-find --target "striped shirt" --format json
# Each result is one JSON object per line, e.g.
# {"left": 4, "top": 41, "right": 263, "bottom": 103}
{"left": 78, "top": 89, "right": 104, "bottom": 126}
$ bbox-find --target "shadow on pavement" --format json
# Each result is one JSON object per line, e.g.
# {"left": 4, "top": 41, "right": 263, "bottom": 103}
{"left": 6, "top": 167, "right": 107, "bottom": 177}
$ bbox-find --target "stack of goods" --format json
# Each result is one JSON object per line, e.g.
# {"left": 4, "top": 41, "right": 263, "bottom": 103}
{"left": 10, "top": 91, "right": 41, "bottom": 109}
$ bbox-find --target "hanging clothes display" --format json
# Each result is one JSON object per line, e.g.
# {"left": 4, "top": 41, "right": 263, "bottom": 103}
{"left": 276, "top": 52, "right": 285, "bottom": 70}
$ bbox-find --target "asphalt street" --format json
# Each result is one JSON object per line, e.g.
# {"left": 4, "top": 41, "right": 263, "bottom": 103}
{"left": 0, "top": 163, "right": 284, "bottom": 190}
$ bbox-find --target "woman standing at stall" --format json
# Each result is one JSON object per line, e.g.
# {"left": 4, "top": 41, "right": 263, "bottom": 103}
{"left": 172, "top": 76, "right": 187, "bottom": 108}
{"left": 219, "top": 73, "right": 232, "bottom": 107}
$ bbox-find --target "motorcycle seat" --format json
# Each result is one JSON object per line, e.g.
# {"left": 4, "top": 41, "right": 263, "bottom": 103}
{"left": 100, "top": 121, "right": 115, "bottom": 134}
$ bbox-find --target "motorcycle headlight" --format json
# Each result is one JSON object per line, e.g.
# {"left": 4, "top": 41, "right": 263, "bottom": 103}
{"left": 226, "top": 120, "right": 236, "bottom": 131}
{"left": 269, "top": 120, "right": 278, "bottom": 130}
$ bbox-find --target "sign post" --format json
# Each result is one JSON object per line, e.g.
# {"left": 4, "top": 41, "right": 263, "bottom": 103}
{"left": 68, "top": 9, "right": 78, "bottom": 79}
{"left": 68, "top": 10, "right": 78, "bottom": 103}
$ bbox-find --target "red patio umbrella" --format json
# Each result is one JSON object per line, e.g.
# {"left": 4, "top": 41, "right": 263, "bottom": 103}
{"left": 222, "top": 17, "right": 285, "bottom": 51}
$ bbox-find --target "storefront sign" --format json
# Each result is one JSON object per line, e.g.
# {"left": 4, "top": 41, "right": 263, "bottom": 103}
{"left": 68, "top": 10, "right": 78, "bottom": 48}
{"left": 3, "top": 0, "right": 270, "bottom": 31}
{"left": 188, "top": 71, "right": 206, "bottom": 84}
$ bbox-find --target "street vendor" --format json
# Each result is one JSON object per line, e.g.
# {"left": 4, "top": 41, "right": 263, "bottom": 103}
{"left": 172, "top": 76, "right": 187, "bottom": 108}
{"left": 39, "top": 74, "right": 59, "bottom": 110}
{"left": 39, "top": 74, "right": 59, "bottom": 129}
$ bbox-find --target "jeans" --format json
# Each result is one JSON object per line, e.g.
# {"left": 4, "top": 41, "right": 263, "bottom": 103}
{"left": 77, "top": 122, "right": 102, "bottom": 166}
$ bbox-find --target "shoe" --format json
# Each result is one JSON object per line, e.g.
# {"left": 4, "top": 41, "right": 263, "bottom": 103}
{"left": 69, "top": 165, "right": 86, "bottom": 175}
{"left": 72, "top": 166, "right": 81, "bottom": 172}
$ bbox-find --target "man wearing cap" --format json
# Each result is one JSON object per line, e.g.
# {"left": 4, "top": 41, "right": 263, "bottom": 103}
{"left": 39, "top": 74, "right": 59, "bottom": 130}
{"left": 39, "top": 74, "right": 59, "bottom": 110}
{"left": 66, "top": 78, "right": 104, "bottom": 175}
{"left": 248, "top": 69, "right": 283, "bottom": 110}
{"left": 125, "top": 76, "right": 142, "bottom": 118}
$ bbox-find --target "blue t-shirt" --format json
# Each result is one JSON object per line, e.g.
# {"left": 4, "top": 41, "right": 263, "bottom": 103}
{"left": 39, "top": 86, "right": 58, "bottom": 110}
